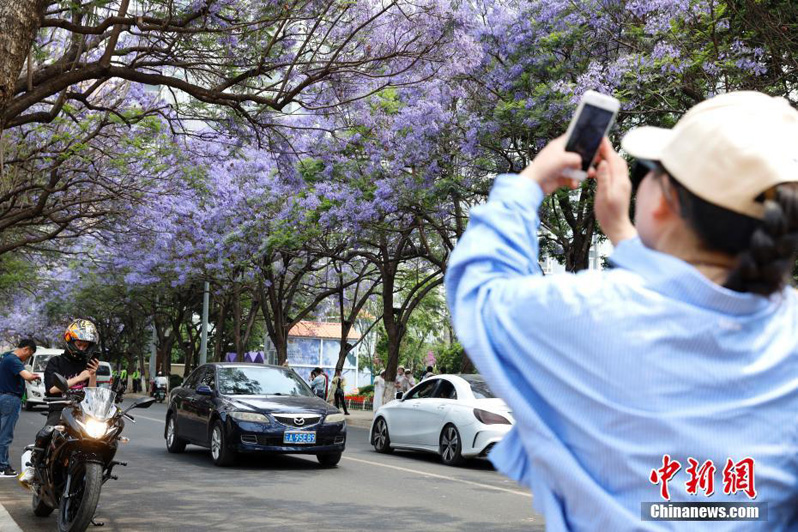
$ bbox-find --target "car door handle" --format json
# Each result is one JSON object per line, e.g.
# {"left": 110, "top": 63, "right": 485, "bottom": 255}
{"left": 437, "top": 405, "right": 445, "bottom": 410}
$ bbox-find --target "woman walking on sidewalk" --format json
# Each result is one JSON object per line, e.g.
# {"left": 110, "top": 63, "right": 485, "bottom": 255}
{"left": 329, "top": 369, "right": 350, "bottom": 415}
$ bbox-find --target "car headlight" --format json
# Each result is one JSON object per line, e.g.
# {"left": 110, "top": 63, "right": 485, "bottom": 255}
{"left": 473, "top": 408, "right": 511, "bottom": 425}
{"left": 80, "top": 418, "right": 110, "bottom": 439}
{"left": 325, "top": 413, "right": 346, "bottom": 424}
{"left": 230, "top": 412, "right": 270, "bottom": 423}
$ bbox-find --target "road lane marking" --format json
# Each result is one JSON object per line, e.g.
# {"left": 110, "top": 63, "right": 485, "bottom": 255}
{"left": 342, "top": 456, "right": 532, "bottom": 498}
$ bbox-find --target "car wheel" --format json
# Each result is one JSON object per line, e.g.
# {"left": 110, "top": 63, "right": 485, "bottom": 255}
{"left": 210, "top": 420, "right": 236, "bottom": 466}
{"left": 317, "top": 452, "right": 342, "bottom": 467}
{"left": 372, "top": 417, "right": 393, "bottom": 454}
{"left": 165, "top": 414, "right": 187, "bottom": 453}
{"left": 440, "top": 424, "right": 465, "bottom": 466}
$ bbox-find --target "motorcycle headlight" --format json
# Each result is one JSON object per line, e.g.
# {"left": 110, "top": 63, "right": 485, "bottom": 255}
{"left": 80, "top": 418, "right": 110, "bottom": 439}
{"left": 325, "top": 413, "right": 346, "bottom": 424}
{"left": 229, "top": 412, "right": 270, "bottom": 423}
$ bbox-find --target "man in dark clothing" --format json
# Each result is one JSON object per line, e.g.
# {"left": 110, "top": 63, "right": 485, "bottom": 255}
{"left": 0, "top": 339, "right": 39, "bottom": 477}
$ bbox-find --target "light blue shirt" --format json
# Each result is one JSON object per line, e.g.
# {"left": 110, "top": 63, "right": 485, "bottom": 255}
{"left": 445, "top": 174, "right": 798, "bottom": 531}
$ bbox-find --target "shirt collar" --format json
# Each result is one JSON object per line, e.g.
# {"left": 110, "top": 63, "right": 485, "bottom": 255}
{"left": 609, "top": 237, "right": 776, "bottom": 316}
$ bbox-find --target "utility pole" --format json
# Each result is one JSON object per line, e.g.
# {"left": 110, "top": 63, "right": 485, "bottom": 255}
{"left": 199, "top": 281, "right": 209, "bottom": 365}
{"left": 149, "top": 323, "right": 156, "bottom": 381}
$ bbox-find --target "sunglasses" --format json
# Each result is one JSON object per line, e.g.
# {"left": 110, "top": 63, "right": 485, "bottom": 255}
{"left": 630, "top": 159, "right": 659, "bottom": 191}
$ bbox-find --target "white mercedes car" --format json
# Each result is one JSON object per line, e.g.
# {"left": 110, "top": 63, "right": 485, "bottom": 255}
{"left": 370, "top": 374, "right": 514, "bottom": 466}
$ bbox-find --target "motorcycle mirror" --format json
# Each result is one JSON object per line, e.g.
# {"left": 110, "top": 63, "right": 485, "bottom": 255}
{"left": 122, "top": 396, "right": 156, "bottom": 415}
{"left": 54, "top": 373, "right": 69, "bottom": 393}
{"left": 133, "top": 397, "right": 156, "bottom": 409}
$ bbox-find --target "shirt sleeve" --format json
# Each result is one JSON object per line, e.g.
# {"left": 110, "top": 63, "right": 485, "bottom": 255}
{"left": 44, "top": 357, "right": 59, "bottom": 396}
{"left": 444, "top": 174, "right": 606, "bottom": 441}
{"left": 10, "top": 356, "right": 25, "bottom": 376}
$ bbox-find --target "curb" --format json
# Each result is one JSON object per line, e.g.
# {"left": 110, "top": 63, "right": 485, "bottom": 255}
{"left": 0, "top": 500, "right": 23, "bottom": 532}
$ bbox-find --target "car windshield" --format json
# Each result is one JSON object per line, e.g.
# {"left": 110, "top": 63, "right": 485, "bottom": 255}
{"left": 32, "top": 355, "right": 54, "bottom": 372}
{"left": 96, "top": 364, "right": 110, "bottom": 376}
{"left": 217, "top": 366, "right": 315, "bottom": 397}
{"left": 462, "top": 376, "right": 497, "bottom": 399}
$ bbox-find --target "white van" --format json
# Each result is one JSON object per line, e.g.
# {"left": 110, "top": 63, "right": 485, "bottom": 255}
{"left": 24, "top": 347, "right": 61, "bottom": 410}
{"left": 96, "top": 362, "right": 112, "bottom": 389}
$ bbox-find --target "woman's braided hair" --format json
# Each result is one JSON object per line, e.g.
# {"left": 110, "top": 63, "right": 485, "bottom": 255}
{"left": 666, "top": 171, "right": 798, "bottom": 296}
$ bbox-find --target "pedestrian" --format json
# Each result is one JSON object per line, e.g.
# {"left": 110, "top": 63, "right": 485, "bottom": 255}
{"left": 119, "top": 366, "right": 128, "bottom": 393}
{"left": 421, "top": 365, "right": 435, "bottom": 380}
{"left": 394, "top": 365, "right": 405, "bottom": 393}
{"left": 446, "top": 92, "right": 798, "bottom": 529}
{"left": 372, "top": 370, "right": 386, "bottom": 411}
{"left": 310, "top": 369, "right": 326, "bottom": 399}
{"left": 402, "top": 369, "right": 415, "bottom": 392}
{"left": 329, "top": 369, "right": 350, "bottom": 415}
{"left": 131, "top": 367, "right": 141, "bottom": 393}
{"left": 0, "top": 339, "right": 39, "bottom": 477}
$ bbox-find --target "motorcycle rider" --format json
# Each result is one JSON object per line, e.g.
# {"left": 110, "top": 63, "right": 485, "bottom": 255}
{"left": 152, "top": 371, "right": 167, "bottom": 400}
{"left": 43, "top": 320, "right": 100, "bottom": 424}
{"left": 20, "top": 320, "right": 100, "bottom": 484}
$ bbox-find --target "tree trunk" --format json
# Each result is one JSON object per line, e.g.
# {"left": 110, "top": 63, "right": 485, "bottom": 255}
{"left": 274, "top": 334, "right": 288, "bottom": 365}
{"left": 0, "top": 0, "right": 48, "bottom": 119}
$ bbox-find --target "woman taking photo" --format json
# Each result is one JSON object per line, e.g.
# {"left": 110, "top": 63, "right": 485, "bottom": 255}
{"left": 446, "top": 92, "right": 798, "bottom": 530}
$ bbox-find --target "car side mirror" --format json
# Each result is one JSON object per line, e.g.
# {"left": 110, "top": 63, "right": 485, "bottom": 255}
{"left": 395, "top": 391, "right": 403, "bottom": 400}
{"left": 196, "top": 385, "right": 213, "bottom": 396}
{"left": 54, "top": 373, "right": 68, "bottom": 393}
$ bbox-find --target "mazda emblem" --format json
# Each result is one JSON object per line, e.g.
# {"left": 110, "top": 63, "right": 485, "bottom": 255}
{"left": 294, "top": 417, "right": 305, "bottom": 426}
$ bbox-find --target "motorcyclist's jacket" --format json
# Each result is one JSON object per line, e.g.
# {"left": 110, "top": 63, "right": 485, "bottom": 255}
{"left": 44, "top": 353, "right": 90, "bottom": 413}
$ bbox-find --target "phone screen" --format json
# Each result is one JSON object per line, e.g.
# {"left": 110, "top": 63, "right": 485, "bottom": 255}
{"left": 565, "top": 104, "right": 615, "bottom": 171}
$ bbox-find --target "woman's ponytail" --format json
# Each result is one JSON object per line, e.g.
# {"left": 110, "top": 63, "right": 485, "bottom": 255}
{"left": 724, "top": 184, "right": 798, "bottom": 295}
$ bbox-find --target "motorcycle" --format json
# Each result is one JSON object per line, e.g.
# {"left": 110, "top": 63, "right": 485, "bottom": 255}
{"left": 153, "top": 385, "right": 166, "bottom": 403}
{"left": 26, "top": 373, "right": 155, "bottom": 531}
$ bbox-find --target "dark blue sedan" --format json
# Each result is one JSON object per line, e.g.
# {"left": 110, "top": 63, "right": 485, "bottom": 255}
{"left": 164, "top": 363, "right": 346, "bottom": 467}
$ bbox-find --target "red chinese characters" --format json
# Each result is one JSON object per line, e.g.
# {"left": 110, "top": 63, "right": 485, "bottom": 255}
{"left": 722, "top": 457, "right": 757, "bottom": 499}
{"left": 685, "top": 458, "right": 716, "bottom": 496}
{"left": 650, "top": 454, "right": 682, "bottom": 500}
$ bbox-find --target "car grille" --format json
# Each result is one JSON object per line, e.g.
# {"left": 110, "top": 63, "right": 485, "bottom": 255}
{"left": 272, "top": 414, "right": 321, "bottom": 428}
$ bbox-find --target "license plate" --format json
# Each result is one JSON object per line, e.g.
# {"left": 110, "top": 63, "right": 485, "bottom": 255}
{"left": 283, "top": 431, "right": 316, "bottom": 444}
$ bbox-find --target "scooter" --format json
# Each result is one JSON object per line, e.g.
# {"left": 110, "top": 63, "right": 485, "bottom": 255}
{"left": 26, "top": 373, "right": 155, "bottom": 531}
{"left": 153, "top": 385, "right": 166, "bottom": 403}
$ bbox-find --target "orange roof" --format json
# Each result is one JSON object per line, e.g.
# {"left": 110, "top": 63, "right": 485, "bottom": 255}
{"left": 288, "top": 321, "right": 361, "bottom": 340}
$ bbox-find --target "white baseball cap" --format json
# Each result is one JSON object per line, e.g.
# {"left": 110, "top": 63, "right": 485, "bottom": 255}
{"left": 621, "top": 91, "right": 798, "bottom": 219}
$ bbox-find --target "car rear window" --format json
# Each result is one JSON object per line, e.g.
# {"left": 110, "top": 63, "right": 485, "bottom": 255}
{"left": 218, "top": 366, "right": 314, "bottom": 397}
{"left": 461, "top": 375, "right": 497, "bottom": 399}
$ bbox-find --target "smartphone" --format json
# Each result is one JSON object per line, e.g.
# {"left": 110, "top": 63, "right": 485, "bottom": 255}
{"left": 562, "top": 90, "right": 620, "bottom": 180}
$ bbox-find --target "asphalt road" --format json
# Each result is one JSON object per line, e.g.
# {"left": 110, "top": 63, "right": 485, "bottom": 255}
{"left": 0, "top": 400, "right": 543, "bottom": 531}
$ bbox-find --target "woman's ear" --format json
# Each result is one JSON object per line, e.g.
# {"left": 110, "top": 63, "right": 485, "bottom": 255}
{"left": 652, "top": 176, "right": 682, "bottom": 220}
